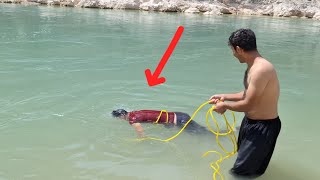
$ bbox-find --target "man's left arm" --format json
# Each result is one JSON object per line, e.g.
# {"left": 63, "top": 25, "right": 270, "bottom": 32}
{"left": 223, "top": 67, "right": 271, "bottom": 112}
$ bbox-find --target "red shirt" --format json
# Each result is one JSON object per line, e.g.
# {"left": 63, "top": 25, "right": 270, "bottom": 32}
{"left": 128, "top": 110, "right": 175, "bottom": 125}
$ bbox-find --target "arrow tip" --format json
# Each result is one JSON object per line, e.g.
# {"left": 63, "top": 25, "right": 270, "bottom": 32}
{"left": 145, "top": 69, "right": 166, "bottom": 87}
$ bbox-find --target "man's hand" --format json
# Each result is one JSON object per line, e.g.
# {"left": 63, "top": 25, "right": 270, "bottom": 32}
{"left": 213, "top": 102, "right": 227, "bottom": 114}
{"left": 209, "top": 94, "right": 225, "bottom": 104}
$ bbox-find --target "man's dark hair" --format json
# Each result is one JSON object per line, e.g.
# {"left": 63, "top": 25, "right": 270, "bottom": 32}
{"left": 112, "top": 109, "right": 128, "bottom": 117}
{"left": 228, "top": 29, "right": 257, "bottom": 51}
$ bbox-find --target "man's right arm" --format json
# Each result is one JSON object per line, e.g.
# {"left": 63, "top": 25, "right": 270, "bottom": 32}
{"left": 223, "top": 91, "right": 245, "bottom": 101}
{"left": 210, "top": 91, "right": 244, "bottom": 103}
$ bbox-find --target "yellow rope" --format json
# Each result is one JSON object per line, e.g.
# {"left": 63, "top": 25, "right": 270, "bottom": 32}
{"left": 154, "top": 110, "right": 169, "bottom": 124}
{"left": 138, "top": 101, "right": 238, "bottom": 180}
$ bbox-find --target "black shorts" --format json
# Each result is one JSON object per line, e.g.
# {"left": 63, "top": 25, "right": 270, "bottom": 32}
{"left": 174, "top": 112, "right": 209, "bottom": 134}
{"left": 230, "top": 116, "right": 281, "bottom": 177}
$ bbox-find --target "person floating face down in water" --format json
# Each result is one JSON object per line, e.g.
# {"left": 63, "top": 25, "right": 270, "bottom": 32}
{"left": 111, "top": 109, "right": 236, "bottom": 138}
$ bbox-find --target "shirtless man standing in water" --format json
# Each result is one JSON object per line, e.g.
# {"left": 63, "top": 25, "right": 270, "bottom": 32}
{"left": 209, "top": 29, "right": 281, "bottom": 177}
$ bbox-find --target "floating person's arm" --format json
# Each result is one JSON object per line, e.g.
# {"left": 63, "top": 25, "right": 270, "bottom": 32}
{"left": 131, "top": 123, "right": 145, "bottom": 138}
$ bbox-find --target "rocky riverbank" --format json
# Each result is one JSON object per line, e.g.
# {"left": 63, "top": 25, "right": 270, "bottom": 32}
{"left": 1, "top": 0, "right": 320, "bottom": 20}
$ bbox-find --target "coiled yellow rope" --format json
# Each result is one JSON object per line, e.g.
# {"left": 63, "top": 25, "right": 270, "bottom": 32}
{"left": 154, "top": 110, "right": 169, "bottom": 124}
{"left": 138, "top": 101, "right": 238, "bottom": 180}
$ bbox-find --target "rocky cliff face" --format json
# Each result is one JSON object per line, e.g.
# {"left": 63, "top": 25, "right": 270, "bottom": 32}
{"left": 1, "top": 0, "right": 320, "bottom": 20}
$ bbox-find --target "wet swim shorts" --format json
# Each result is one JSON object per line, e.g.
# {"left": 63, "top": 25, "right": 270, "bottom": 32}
{"left": 230, "top": 116, "right": 281, "bottom": 177}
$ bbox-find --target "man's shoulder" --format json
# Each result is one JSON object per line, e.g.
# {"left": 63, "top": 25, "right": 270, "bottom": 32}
{"left": 254, "top": 58, "right": 274, "bottom": 73}
{"left": 250, "top": 59, "right": 275, "bottom": 82}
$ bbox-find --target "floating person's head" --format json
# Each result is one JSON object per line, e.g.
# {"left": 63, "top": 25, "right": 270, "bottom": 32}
{"left": 111, "top": 109, "right": 128, "bottom": 120}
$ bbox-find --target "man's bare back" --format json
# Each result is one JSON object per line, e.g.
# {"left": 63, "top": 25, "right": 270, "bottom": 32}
{"left": 243, "top": 57, "right": 280, "bottom": 120}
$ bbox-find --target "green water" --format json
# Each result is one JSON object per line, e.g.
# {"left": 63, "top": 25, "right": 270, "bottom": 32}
{"left": 1, "top": 4, "right": 320, "bottom": 180}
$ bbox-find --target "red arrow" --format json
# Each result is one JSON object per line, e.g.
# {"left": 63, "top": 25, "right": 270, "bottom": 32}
{"left": 145, "top": 26, "right": 184, "bottom": 87}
